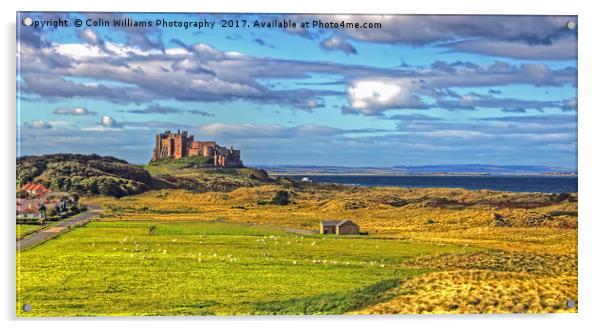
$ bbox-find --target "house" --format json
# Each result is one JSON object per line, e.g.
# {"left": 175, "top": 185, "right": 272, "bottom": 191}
{"left": 16, "top": 198, "right": 46, "bottom": 220}
{"left": 320, "top": 220, "right": 360, "bottom": 235}
{"left": 20, "top": 182, "right": 49, "bottom": 198}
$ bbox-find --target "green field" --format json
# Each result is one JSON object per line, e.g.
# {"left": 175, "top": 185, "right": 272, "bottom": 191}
{"left": 16, "top": 221, "right": 477, "bottom": 316}
{"left": 16, "top": 224, "right": 43, "bottom": 240}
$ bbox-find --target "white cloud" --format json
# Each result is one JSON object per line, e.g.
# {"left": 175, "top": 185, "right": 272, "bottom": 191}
{"left": 100, "top": 115, "right": 119, "bottom": 127}
{"left": 54, "top": 107, "right": 97, "bottom": 116}
{"left": 319, "top": 35, "right": 357, "bottom": 55}
{"left": 28, "top": 120, "right": 52, "bottom": 129}
{"left": 80, "top": 28, "right": 100, "bottom": 45}
{"left": 198, "top": 123, "right": 341, "bottom": 139}
{"left": 347, "top": 80, "right": 426, "bottom": 115}
{"left": 82, "top": 115, "right": 122, "bottom": 131}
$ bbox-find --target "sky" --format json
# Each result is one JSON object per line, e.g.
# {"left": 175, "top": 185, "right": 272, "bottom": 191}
{"left": 16, "top": 13, "right": 577, "bottom": 168}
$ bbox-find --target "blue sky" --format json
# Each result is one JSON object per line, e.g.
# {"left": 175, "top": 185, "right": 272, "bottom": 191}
{"left": 17, "top": 13, "right": 577, "bottom": 168}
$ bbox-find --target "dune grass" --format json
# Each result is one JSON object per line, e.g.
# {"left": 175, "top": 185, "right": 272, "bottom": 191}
{"left": 354, "top": 270, "right": 577, "bottom": 314}
{"left": 16, "top": 221, "right": 468, "bottom": 316}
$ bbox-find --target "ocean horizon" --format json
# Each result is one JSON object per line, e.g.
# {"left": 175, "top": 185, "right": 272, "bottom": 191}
{"left": 283, "top": 174, "right": 578, "bottom": 193}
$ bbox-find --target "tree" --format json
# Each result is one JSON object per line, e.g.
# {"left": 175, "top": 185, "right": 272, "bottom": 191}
{"left": 39, "top": 205, "right": 47, "bottom": 220}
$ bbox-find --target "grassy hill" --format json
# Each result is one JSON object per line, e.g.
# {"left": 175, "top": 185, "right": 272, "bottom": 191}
{"left": 145, "top": 155, "right": 277, "bottom": 192}
{"left": 17, "top": 154, "right": 153, "bottom": 197}
{"left": 17, "top": 154, "right": 280, "bottom": 197}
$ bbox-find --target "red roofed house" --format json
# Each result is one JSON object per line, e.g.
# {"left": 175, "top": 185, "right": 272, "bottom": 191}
{"left": 20, "top": 182, "right": 49, "bottom": 198}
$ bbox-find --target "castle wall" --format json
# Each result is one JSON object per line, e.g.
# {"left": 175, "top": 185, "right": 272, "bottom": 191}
{"left": 152, "top": 130, "right": 242, "bottom": 167}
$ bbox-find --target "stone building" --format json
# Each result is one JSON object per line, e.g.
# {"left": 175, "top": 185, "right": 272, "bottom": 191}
{"left": 152, "top": 130, "right": 242, "bottom": 168}
{"left": 320, "top": 220, "right": 360, "bottom": 235}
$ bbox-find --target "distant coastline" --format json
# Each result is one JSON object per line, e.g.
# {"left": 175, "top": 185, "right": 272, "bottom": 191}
{"left": 278, "top": 174, "right": 578, "bottom": 193}
{"left": 267, "top": 172, "right": 577, "bottom": 177}
{"left": 258, "top": 164, "right": 577, "bottom": 177}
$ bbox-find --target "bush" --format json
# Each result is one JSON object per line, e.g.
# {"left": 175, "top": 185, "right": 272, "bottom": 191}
{"left": 149, "top": 155, "right": 213, "bottom": 166}
{"left": 271, "top": 190, "right": 290, "bottom": 205}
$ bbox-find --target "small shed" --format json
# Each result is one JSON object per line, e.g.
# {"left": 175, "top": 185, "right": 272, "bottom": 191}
{"left": 320, "top": 220, "right": 360, "bottom": 235}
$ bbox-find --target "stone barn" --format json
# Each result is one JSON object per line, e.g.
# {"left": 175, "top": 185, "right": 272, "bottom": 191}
{"left": 320, "top": 220, "right": 360, "bottom": 235}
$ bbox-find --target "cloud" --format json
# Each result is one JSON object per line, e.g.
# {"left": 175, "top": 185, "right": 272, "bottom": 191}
{"left": 25, "top": 120, "right": 53, "bottom": 129}
{"left": 345, "top": 80, "right": 427, "bottom": 115}
{"left": 387, "top": 113, "right": 443, "bottom": 121}
{"left": 125, "top": 104, "right": 182, "bottom": 114}
{"left": 561, "top": 97, "right": 577, "bottom": 112}
{"left": 281, "top": 15, "right": 577, "bottom": 59}
{"left": 121, "top": 104, "right": 215, "bottom": 116}
{"left": 17, "top": 113, "right": 576, "bottom": 167}
{"left": 80, "top": 28, "right": 102, "bottom": 47}
{"left": 101, "top": 115, "right": 120, "bottom": 127}
{"left": 337, "top": 15, "right": 575, "bottom": 45}
{"left": 82, "top": 13, "right": 165, "bottom": 51}
{"left": 436, "top": 93, "right": 559, "bottom": 112}
{"left": 253, "top": 38, "right": 275, "bottom": 48}
{"left": 21, "top": 39, "right": 346, "bottom": 109}
{"left": 501, "top": 108, "right": 527, "bottom": 113}
{"left": 18, "top": 18, "right": 576, "bottom": 117}
{"left": 83, "top": 115, "right": 123, "bottom": 131}
{"left": 198, "top": 123, "right": 342, "bottom": 139}
{"left": 187, "top": 110, "right": 214, "bottom": 116}
{"left": 319, "top": 35, "right": 357, "bottom": 55}
{"left": 341, "top": 61, "right": 575, "bottom": 115}
{"left": 21, "top": 75, "right": 155, "bottom": 104}
{"left": 444, "top": 37, "right": 577, "bottom": 60}
{"left": 53, "top": 107, "right": 97, "bottom": 116}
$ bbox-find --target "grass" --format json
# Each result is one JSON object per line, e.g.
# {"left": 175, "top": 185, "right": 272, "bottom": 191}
{"left": 18, "top": 184, "right": 577, "bottom": 316}
{"left": 252, "top": 277, "right": 412, "bottom": 315}
{"left": 87, "top": 186, "right": 577, "bottom": 254}
{"left": 354, "top": 270, "right": 577, "bottom": 314}
{"left": 16, "top": 221, "right": 469, "bottom": 316}
{"left": 142, "top": 163, "right": 273, "bottom": 193}
{"left": 16, "top": 224, "right": 43, "bottom": 239}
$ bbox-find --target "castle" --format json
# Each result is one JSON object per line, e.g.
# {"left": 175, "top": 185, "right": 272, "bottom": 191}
{"left": 152, "top": 130, "right": 243, "bottom": 168}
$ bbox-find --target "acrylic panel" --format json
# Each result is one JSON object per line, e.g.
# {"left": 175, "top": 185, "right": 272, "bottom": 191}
{"left": 16, "top": 12, "right": 578, "bottom": 316}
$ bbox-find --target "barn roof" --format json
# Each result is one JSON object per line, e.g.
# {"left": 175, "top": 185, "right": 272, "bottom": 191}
{"left": 321, "top": 220, "right": 357, "bottom": 227}
{"left": 320, "top": 220, "right": 340, "bottom": 227}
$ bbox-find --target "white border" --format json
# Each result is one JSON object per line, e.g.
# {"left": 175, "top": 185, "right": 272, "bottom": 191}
{"left": 2, "top": 1, "right": 601, "bottom": 328}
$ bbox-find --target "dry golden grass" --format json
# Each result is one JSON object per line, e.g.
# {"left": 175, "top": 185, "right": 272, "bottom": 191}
{"left": 85, "top": 185, "right": 577, "bottom": 254}
{"left": 352, "top": 270, "right": 577, "bottom": 314}
{"left": 81, "top": 184, "right": 577, "bottom": 314}
{"left": 400, "top": 250, "right": 576, "bottom": 276}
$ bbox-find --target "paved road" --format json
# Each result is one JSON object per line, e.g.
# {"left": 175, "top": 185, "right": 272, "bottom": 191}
{"left": 16, "top": 205, "right": 102, "bottom": 251}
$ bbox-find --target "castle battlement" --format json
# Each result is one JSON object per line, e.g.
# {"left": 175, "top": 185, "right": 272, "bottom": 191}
{"left": 152, "top": 130, "right": 243, "bottom": 168}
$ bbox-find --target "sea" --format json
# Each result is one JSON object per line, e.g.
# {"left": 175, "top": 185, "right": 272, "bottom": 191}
{"left": 285, "top": 175, "right": 578, "bottom": 193}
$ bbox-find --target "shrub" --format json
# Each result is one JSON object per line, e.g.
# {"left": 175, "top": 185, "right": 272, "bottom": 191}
{"left": 271, "top": 190, "right": 290, "bottom": 205}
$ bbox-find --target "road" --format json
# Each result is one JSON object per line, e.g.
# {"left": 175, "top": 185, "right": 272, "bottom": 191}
{"left": 16, "top": 205, "right": 102, "bottom": 251}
